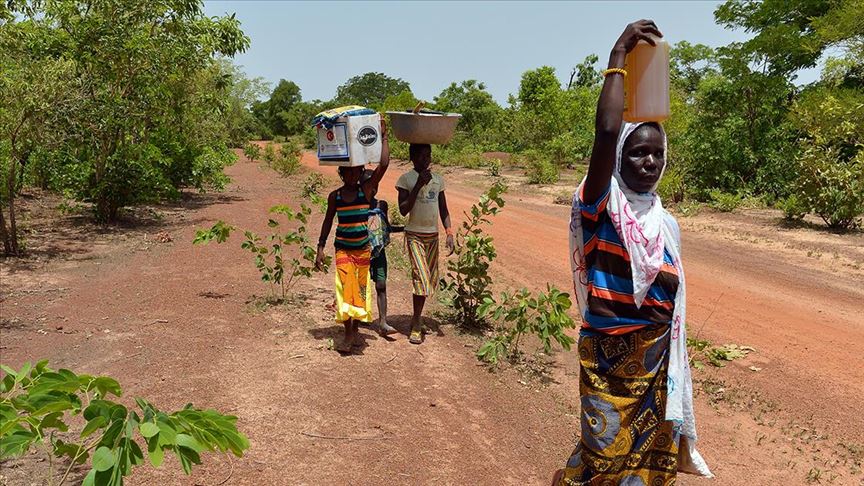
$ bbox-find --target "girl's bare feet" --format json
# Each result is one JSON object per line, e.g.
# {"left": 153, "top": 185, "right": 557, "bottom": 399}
{"left": 336, "top": 321, "right": 354, "bottom": 353}
{"left": 377, "top": 321, "right": 397, "bottom": 336}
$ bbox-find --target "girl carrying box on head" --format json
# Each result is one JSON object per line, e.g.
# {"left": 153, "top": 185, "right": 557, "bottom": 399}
{"left": 316, "top": 119, "right": 390, "bottom": 353}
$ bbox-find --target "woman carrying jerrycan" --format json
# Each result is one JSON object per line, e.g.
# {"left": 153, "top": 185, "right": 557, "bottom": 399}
{"left": 552, "top": 20, "right": 713, "bottom": 485}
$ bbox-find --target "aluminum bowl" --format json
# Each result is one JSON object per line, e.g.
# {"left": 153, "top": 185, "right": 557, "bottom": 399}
{"left": 386, "top": 111, "right": 462, "bottom": 145}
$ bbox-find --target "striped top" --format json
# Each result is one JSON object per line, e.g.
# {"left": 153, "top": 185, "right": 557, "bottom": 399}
{"left": 335, "top": 187, "right": 371, "bottom": 250}
{"left": 579, "top": 185, "right": 679, "bottom": 335}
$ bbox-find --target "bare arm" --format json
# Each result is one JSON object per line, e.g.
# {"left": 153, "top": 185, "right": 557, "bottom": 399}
{"left": 398, "top": 180, "right": 425, "bottom": 216}
{"left": 438, "top": 191, "right": 451, "bottom": 231}
{"left": 582, "top": 20, "right": 662, "bottom": 205}
{"left": 315, "top": 191, "right": 338, "bottom": 269}
{"left": 439, "top": 191, "right": 455, "bottom": 254}
{"left": 363, "top": 118, "right": 390, "bottom": 202}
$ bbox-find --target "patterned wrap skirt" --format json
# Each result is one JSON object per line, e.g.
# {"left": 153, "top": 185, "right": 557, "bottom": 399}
{"left": 334, "top": 247, "right": 373, "bottom": 323}
{"left": 558, "top": 325, "right": 679, "bottom": 486}
{"left": 405, "top": 232, "right": 439, "bottom": 297}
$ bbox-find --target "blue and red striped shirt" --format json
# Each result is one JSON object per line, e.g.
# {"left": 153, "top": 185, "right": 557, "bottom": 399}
{"left": 579, "top": 185, "right": 679, "bottom": 335}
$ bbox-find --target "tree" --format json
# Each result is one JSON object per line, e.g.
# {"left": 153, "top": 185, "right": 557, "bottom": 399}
{"left": 0, "top": 45, "right": 81, "bottom": 255}
{"left": 335, "top": 72, "right": 411, "bottom": 108}
{"left": 258, "top": 79, "right": 302, "bottom": 136}
{"left": 215, "top": 59, "right": 270, "bottom": 146}
{"left": 516, "top": 66, "right": 561, "bottom": 108}
{"left": 670, "top": 41, "right": 718, "bottom": 95}
{"left": 432, "top": 80, "right": 502, "bottom": 137}
{"left": 715, "top": 0, "right": 862, "bottom": 75}
{"left": 19, "top": 0, "right": 249, "bottom": 223}
{"left": 568, "top": 54, "right": 601, "bottom": 89}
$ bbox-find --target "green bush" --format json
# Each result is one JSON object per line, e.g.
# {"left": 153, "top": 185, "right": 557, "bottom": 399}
{"left": 271, "top": 153, "right": 301, "bottom": 177}
{"left": 487, "top": 158, "right": 502, "bottom": 177}
{"left": 658, "top": 164, "right": 687, "bottom": 203}
{"left": 194, "top": 204, "right": 329, "bottom": 301}
{"left": 476, "top": 285, "right": 576, "bottom": 365}
{"left": 708, "top": 189, "right": 743, "bottom": 212}
{"left": 522, "top": 152, "right": 559, "bottom": 184}
{"left": 272, "top": 135, "right": 286, "bottom": 143}
{"left": 279, "top": 139, "right": 301, "bottom": 160}
{"left": 797, "top": 148, "right": 864, "bottom": 229}
{"left": 0, "top": 360, "right": 249, "bottom": 485}
{"left": 544, "top": 131, "right": 592, "bottom": 168}
{"left": 444, "top": 181, "right": 507, "bottom": 328}
{"left": 301, "top": 173, "right": 328, "bottom": 213}
{"left": 779, "top": 194, "right": 807, "bottom": 221}
{"left": 243, "top": 142, "right": 261, "bottom": 163}
{"left": 302, "top": 126, "right": 318, "bottom": 150}
{"left": 435, "top": 145, "right": 486, "bottom": 169}
{"left": 262, "top": 143, "right": 277, "bottom": 166}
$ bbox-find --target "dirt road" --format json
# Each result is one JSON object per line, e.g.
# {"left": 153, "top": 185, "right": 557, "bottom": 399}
{"left": 1, "top": 151, "right": 862, "bottom": 485}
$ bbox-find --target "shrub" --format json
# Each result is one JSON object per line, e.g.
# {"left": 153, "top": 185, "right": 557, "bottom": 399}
{"left": 797, "top": 148, "right": 864, "bottom": 230}
{"left": 301, "top": 173, "right": 328, "bottom": 213}
{"left": 272, "top": 154, "right": 300, "bottom": 177}
{"left": 658, "top": 164, "right": 687, "bottom": 203}
{"left": 272, "top": 135, "right": 286, "bottom": 143}
{"left": 522, "top": 152, "right": 559, "bottom": 184}
{"left": 302, "top": 126, "right": 317, "bottom": 150}
{"left": 280, "top": 139, "right": 301, "bottom": 160}
{"left": 436, "top": 145, "right": 486, "bottom": 169}
{"left": 779, "top": 194, "right": 807, "bottom": 221}
{"left": 444, "top": 181, "right": 507, "bottom": 328}
{"left": 708, "top": 189, "right": 743, "bottom": 212}
{"left": 0, "top": 360, "right": 249, "bottom": 485}
{"left": 487, "top": 158, "right": 502, "bottom": 178}
{"left": 194, "top": 204, "right": 329, "bottom": 301}
{"left": 262, "top": 143, "right": 277, "bottom": 166}
{"left": 476, "top": 285, "right": 576, "bottom": 365}
{"left": 242, "top": 143, "right": 261, "bottom": 163}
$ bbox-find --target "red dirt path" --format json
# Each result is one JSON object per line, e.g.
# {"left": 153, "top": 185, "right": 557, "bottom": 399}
{"left": 1, "top": 151, "right": 862, "bottom": 485}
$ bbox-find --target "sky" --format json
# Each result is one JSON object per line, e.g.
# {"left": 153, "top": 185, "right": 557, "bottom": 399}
{"left": 203, "top": 1, "right": 822, "bottom": 104}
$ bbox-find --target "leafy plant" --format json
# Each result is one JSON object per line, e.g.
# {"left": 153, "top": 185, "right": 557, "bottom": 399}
{"left": 262, "top": 143, "right": 277, "bottom": 167}
{"left": 301, "top": 173, "right": 328, "bottom": 213}
{"left": 522, "top": 152, "right": 559, "bottom": 184}
{"left": 687, "top": 335, "right": 712, "bottom": 370}
{"left": 194, "top": 204, "right": 329, "bottom": 301}
{"left": 272, "top": 153, "right": 300, "bottom": 177}
{"left": 0, "top": 360, "right": 248, "bottom": 486}
{"left": 279, "top": 139, "right": 301, "bottom": 160}
{"left": 708, "top": 189, "right": 743, "bottom": 212}
{"left": 444, "top": 181, "right": 507, "bottom": 328}
{"left": 779, "top": 194, "right": 808, "bottom": 222}
{"left": 476, "top": 285, "right": 576, "bottom": 365}
{"left": 487, "top": 158, "right": 502, "bottom": 178}
{"left": 796, "top": 148, "right": 864, "bottom": 230}
{"left": 705, "top": 344, "right": 755, "bottom": 367}
{"left": 243, "top": 143, "right": 261, "bottom": 163}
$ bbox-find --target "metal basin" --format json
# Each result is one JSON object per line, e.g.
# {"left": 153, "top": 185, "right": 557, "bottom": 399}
{"left": 386, "top": 111, "right": 462, "bottom": 144}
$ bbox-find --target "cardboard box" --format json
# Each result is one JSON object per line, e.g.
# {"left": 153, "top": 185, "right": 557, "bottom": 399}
{"left": 317, "top": 113, "right": 382, "bottom": 167}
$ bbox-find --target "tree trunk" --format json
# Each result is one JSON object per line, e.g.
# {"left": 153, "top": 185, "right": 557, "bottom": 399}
{"left": 0, "top": 201, "right": 12, "bottom": 256}
{"left": 6, "top": 156, "right": 20, "bottom": 255}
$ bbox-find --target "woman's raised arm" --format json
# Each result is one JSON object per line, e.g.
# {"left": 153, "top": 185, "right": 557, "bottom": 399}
{"left": 581, "top": 20, "right": 662, "bottom": 204}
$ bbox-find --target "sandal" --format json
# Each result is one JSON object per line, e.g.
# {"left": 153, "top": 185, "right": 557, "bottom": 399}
{"left": 409, "top": 330, "right": 423, "bottom": 345}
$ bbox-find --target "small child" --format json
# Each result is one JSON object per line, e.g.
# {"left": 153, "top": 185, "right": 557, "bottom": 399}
{"left": 362, "top": 169, "right": 404, "bottom": 337}
{"left": 316, "top": 120, "right": 389, "bottom": 353}
{"left": 395, "top": 144, "right": 455, "bottom": 345}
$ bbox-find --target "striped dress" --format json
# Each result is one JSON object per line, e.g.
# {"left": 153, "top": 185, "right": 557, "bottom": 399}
{"left": 335, "top": 188, "right": 371, "bottom": 250}
{"left": 579, "top": 186, "right": 679, "bottom": 334}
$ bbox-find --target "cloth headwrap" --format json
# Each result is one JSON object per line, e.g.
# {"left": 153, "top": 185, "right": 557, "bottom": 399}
{"left": 569, "top": 122, "right": 712, "bottom": 477}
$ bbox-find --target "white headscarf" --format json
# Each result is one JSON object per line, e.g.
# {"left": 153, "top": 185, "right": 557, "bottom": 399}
{"left": 569, "top": 122, "right": 712, "bottom": 477}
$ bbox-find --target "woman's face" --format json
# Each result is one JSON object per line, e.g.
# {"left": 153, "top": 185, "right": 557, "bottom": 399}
{"left": 620, "top": 124, "right": 665, "bottom": 193}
